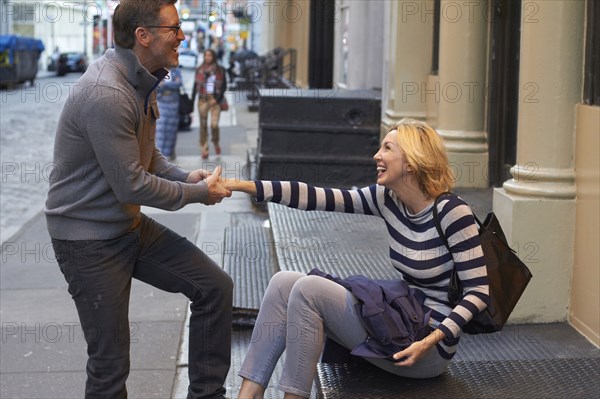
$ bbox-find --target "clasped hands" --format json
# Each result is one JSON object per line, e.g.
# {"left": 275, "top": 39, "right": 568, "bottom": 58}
{"left": 186, "top": 166, "right": 232, "bottom": 205}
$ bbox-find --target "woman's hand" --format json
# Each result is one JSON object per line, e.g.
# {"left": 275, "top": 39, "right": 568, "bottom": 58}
{"left": 186, "top": 169, "right": 256, "bottom": 196}
{"left": 221, "top": 178, "right": 257, "bottom": 195}
{"left": 392, "top": 329, "right": 445, "bottom": 367}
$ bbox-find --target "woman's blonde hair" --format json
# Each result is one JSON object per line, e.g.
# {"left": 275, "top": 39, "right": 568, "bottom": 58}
{"left": 390, "top": 118, "right": 454, "bottom": 198}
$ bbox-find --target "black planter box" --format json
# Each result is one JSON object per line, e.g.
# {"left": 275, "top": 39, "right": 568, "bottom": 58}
{"left": 257, "top": 89, "right": 381, "bottom": 188}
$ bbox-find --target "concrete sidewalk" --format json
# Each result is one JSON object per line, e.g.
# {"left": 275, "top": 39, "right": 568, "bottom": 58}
{"left": 0, "top": 92, "right": 260, "bottom": 398}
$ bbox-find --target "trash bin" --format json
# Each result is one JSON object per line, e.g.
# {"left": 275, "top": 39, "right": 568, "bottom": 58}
{"left": 257, "top": 88, "right": 381, "bottom": 188}
{"left": 0, "top": 35, "right": 45, "bottom": 87}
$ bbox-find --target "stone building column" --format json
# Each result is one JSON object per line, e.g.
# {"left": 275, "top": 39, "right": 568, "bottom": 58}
{"left": 381, "top": 0, "right": 434, "bottom": 138}
{"left": 436, "top": 0, "right": 488, "bottom": 187}
{"left": 494, "top": 1, "right": 584, "bottom": 322}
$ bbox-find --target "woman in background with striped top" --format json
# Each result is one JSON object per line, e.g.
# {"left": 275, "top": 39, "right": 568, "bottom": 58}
{"left": 223, "top": 118, "right": 489, "bottom": 399}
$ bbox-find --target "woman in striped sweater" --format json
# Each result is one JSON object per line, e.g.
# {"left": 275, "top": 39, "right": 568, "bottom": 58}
{"left": 223, "top": 118, "right": 489, "bottom": 399}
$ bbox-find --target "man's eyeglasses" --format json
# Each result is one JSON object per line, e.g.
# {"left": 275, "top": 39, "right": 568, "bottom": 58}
{"left": 145, "top": 21, "right": 182, "bottom": 36}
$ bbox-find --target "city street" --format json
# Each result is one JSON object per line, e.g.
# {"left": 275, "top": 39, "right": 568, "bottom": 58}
{"left": 0, "top": 74, "right": 76, "bottom": 243}
{"left": 2, "top": 1, "right": 598, "bottom": 397}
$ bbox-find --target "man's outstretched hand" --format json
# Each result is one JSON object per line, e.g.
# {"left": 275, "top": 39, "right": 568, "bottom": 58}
{"left": 204, "top": 166, "right": 232, "bottom": 205}
{"left": 186, "top": 168, "right": 212, "bottom": 183}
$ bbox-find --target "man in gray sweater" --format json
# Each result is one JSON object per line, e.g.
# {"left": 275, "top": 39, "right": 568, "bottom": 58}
{"left": 44, "top": 1, "right": 232, "bottom": 398}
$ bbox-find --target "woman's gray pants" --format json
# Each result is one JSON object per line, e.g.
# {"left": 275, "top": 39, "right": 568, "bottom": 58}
{"left": 238, "top": 271, "right": 450, "bottom": 397}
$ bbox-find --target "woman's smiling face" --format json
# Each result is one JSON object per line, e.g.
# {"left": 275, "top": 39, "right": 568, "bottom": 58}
{"left": 373, "top": 130, "right": 410, "bottom": 189}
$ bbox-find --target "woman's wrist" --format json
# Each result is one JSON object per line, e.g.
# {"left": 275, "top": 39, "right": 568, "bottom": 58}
{"left": 423, "top": 329, "right": 445, "bottom": 349}
{"left": 223, "top": 179, "right": 256, "bottom": 194}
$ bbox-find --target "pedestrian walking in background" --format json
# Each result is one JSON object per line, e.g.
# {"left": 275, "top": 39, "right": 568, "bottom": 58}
{"left": 192, "top": 48, "right": 227, "bottom": 159}
{"left": 223, "top": 118, "right": 489, "bottom": 398}
{"left": 227, "top": 49, "right": 237, "bottom": 83}
{"left": 156, "top": 66, "right": 182, "bottom": 160}
{"left": 44, "top": 1, "right": 233, "bottom": 398}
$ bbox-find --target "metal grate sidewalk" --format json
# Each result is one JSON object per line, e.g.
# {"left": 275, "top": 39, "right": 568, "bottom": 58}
{"left": 223, "top": 223, "right": 278, "bottom": 325}
{"left": 268, "top": 203, "right": 397, "bottom": 279}
{"left": 317, "top": 322, "right": 600, "bottom": 398}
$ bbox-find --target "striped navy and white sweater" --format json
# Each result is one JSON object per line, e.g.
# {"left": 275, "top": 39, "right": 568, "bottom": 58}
{"left": 254, "top": 180, "right": 489, "bottom": 359}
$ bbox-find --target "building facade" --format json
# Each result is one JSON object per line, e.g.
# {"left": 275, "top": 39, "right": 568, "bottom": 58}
{"left": 0, "top": 0, "right": 107, "bottom": 68}
{"left": 267, "top": 0, "right": 599, "bottom": 346}
{"left": 413, "top": 0, "right": 598, "bottom": 347}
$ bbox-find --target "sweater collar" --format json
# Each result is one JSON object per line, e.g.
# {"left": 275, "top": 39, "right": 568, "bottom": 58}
{"left": 106, "top": 46, "right": 169, "bottom": 96}
{"left": 106, "top": 46, "right": 169, "bottom": 114}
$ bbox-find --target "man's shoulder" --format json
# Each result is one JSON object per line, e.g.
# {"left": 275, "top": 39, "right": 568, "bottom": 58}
{"left": 64, "top": 70, "right": 138, "bottom": 119}
{"left": 76, "top": 60, "right": 135, "bottom": 99}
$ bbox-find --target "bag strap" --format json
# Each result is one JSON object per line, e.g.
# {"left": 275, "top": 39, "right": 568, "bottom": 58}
{"left": 432, "top": 192, "right": 453, "bottom": 251}
{"left": 433, "top": 192, "right": 463, "bottom": 306}
{"left": 433, "top": 192, "right": 485, "bottom": 246}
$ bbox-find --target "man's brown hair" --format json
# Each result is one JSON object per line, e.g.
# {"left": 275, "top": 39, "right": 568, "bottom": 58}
{"left": 113, "top": 0, "right": 177, "bottom": 49}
